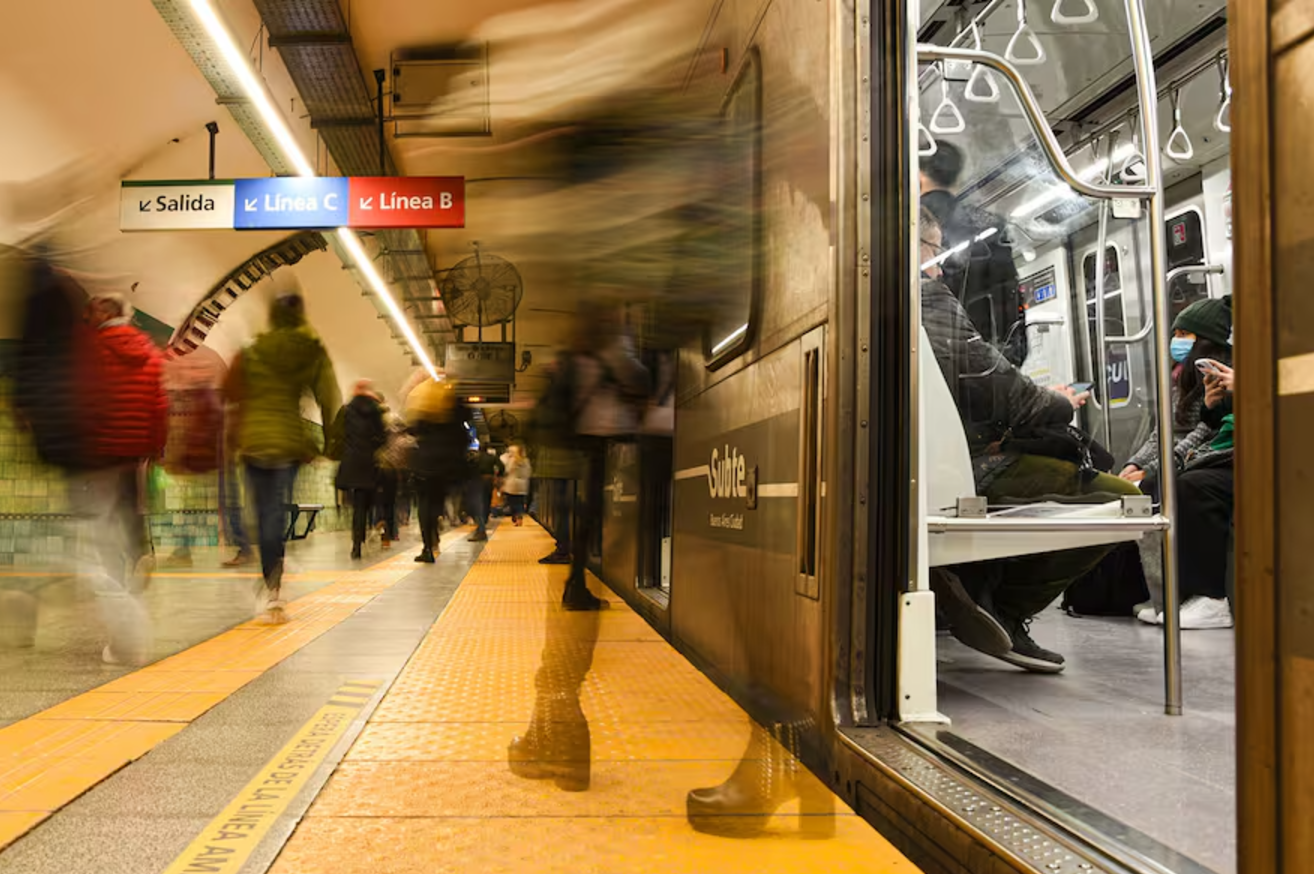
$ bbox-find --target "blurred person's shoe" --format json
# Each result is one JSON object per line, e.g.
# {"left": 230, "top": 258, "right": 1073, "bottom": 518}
{"left": 101, "top": 645, "right": 122, "bottom": 666}
{"left": 223, "top": 549, "right": 254, "bottom": 568}
{"left": 539, "top": 551, "right": 570, "bottom": 565}
{"left": 350, "top": 544, "right": 362, "bottom": 560}
{"left": 414, "top": 549, "right": 435, "bottom": 564}
{"left": 562, "top": 586, "right": 608, "bottom": 612}
{"left": 468, "top": 530, "right": 488, "bottom": 542}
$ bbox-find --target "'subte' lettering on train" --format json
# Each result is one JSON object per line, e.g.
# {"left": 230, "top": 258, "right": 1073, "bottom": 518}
{"left": 708, "top": 446, "right": 747, "bottom": 499}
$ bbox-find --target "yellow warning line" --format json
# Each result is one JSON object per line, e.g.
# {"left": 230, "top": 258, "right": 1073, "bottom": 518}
{"left": 161, "top": 680, "right": 383, "bottom": 874}
{"left": 0, "top": 529, "right": 471, "bottom": 850}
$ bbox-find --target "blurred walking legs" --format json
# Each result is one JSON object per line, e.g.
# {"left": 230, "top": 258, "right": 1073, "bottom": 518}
{"left": 245, "top": 463, "right": 298, "bottom": 623}
{"left": 73, "top": 463, "right": 153, "bottom": 665}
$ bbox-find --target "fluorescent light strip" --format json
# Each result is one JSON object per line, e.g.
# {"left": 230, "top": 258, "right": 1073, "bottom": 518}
{"left": 712, "top": 323, "right": 748, "bottom": 354}
{"left": 920, "top": 227, "right": 996, "bottom": 273}
{"left": 188, "top": 0, "right": 437, "bottom": 380}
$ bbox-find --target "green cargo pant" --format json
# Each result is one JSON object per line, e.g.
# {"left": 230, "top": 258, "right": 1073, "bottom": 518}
{"left": 951, "top": 455, "right": 1143, "bottom": 621}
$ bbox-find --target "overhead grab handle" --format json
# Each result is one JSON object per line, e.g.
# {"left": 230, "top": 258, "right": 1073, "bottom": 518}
{"left": 1164, "top": 88, "right": 1195, "bottom": 161}
{"left": 929, "top": 71, "right": 966, "bottom": 134}
{"left": 1214, "top": 55, "right": 1232, "bottom": 133}
{"left": 1051, "top": 0, "right": 1098, "bottom": 25}
{"left": 965, "top": 23, "right": 1001, "bottom": 103}
{"left": 918, "top": 118, "right": 938, "bottom": 156}
{"left": 1005, "top": 0, "right": 1046, "bottom": 66}
{"left": 1119, "top": 112, "right": 1147, "bottom": 181}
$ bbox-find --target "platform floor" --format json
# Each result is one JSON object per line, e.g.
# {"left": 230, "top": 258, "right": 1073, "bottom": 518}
{"left": 0, "top": 521, "right": 916, "bottom": 873}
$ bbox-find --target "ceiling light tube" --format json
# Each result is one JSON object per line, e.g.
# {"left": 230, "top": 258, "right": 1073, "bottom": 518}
{"left": 187, "top": 0, "right": 438, "bottom": 380}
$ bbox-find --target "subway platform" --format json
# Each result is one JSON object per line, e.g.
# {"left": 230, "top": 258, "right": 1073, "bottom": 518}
{"left": 0, "top": 521, "right": 916, "bottom": 873}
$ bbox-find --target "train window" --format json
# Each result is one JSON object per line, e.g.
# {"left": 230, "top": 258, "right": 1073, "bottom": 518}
{"left": 704, "top": 47, "right": 762, "bottom": 369}
{"left": 1082, "top": 247, "right": 1132, "bottom": 409}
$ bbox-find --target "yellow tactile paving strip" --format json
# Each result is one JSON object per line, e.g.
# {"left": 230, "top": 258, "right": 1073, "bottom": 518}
{"left": 269, "top": 523, "right": 920, "bottom": 873}
{"left": 0, "top": 529, "right": 469, "bottom": 849}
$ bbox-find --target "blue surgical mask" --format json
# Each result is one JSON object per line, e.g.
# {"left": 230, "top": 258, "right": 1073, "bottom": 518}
{"left": 1170, "top": 337, "right": 1195, "bottom": 363}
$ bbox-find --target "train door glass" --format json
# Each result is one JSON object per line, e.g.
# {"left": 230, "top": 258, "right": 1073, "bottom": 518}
{"left": 1083, "top": 246, "right": 1132, "bottom": 411}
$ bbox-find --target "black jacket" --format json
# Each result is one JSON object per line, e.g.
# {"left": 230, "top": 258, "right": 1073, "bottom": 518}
{"left": 334, "top": 395, "right": 386, "bottom": 490}
{"left": 922, "top": 277, "right": 1073, "bottom": 484}
{"left": 409, "top": 400, "right": 471, "bottom": 483}
{"left": 923, "top": 189, "right": 1028, "bottom": 367}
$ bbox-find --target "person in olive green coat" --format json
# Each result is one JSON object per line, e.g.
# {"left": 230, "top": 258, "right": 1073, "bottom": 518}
{"left": 224, "top": 283, "right": 341, "bottom": 624}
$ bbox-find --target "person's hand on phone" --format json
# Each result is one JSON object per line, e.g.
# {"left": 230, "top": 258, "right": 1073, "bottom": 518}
{"left": 1119, "top": 464, "right": 1145, "bottom": 483}
{"left": 1203, "top": 362, "right": 1235, "bottom": 409}
{"left": 1054, "top": 384, "right": 1090, "bottom": 409}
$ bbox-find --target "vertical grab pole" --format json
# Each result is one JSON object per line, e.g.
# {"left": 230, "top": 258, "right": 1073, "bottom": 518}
{"left": 374, "top": 69, "right": 387, "bottom": 176}
{"left": 206, "top": 121, "right": 219, "bottom": 180}
{"left": 1092, "top": 148, "right": 1113, "bottom": 452}
{"left": 1124, "top": 0, "right": 1182, "bottom": 716}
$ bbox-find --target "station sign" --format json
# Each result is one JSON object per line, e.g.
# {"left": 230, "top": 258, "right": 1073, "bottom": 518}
{"left": 120, "top": 176, "right": 465, "bottom": 232}
{"left": 234, "top": 177, "right": 348, "bottom": 230}
{"left": 119, "top": 180, "right": 236, "bottom": 231}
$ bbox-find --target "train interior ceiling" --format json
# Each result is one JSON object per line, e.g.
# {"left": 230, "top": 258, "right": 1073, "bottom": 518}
{"left": 0, "top": 1, "right": 1239, "bottom": 874}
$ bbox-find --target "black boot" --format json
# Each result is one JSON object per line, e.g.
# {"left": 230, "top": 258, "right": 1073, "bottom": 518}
{"left": 350, "top": 543, "right": 362, "bottom": 561}
{"left": 507, "top": 694, "right": 591, "bottom": 791}
{"left": 562, "top": 578, "right": 608, "bottom": 612}
{"left": 686, "top": 721, "right": 835, "bottom": 838}
{"left": 414, "top": 549, "right": 435, "bottom": 563}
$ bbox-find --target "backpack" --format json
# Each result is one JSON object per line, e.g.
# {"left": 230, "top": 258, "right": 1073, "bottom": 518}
{"left": 1061, "top": 542, "right": 1150, "bottom": 617}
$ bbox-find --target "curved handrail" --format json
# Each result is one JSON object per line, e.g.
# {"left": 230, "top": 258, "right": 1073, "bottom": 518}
{"left": 1106, "top": 264, "right": 1225, "bottom": 344}
{"left": 917, "top": 45, "right": 1156, "bottom": 200}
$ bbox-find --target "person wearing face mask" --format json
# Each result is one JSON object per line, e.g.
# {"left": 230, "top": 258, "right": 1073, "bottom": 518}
{"left": 1120, "top": 296, "right": 1233, "bottom": 488}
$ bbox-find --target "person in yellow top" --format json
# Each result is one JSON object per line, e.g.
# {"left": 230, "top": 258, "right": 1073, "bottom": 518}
{"left": 403, "top": 376, "right": 471, "bottom": 562}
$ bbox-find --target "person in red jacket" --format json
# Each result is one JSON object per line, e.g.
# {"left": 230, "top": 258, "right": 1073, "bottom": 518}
{"left": 71, "top": 293, "right": 168, "bottom": 665}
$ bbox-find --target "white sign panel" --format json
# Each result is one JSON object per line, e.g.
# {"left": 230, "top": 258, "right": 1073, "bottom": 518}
{"left": 120, "top": 181, "right": 236, "bottom": 232}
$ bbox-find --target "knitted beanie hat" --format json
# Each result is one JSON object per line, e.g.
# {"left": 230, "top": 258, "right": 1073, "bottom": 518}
{"left": 1173, "top": 295, "right": 1232, "bottom": 347}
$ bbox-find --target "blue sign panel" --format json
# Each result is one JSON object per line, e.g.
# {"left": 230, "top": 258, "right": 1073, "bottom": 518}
{"left": 233, "top": 177, "right": 348, "bottom": 230}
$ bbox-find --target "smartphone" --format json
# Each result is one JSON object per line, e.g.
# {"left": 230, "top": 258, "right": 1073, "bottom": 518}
{"left": 1069, "top": 382, "right": 1093, "bottom": 394}
{"left": 1195, "top": 358, "right": 1223, "bottom": 374}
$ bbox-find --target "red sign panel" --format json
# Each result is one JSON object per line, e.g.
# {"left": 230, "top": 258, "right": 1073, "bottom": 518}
{"left": 1171, "top": 220, "right": 1187, "bottom": 246}
{"left": 347, "top": 177, "right": 465, "bottom": 229}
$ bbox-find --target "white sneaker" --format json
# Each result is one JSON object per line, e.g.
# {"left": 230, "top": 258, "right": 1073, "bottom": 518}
{"left": 1132, "top": 600, "right": 1154, "bottom": 618}
{"left": 263, "top": 598, "right": 289, "bottom": 625}
{"left": 102, "top": 645, "right": 122, "bottom": 665}
{"left": 1136, "top": 605, "right": 1163, "bottom": 625}
{"left": 1179, "top": 596, "right": 1233, "bottom": 630}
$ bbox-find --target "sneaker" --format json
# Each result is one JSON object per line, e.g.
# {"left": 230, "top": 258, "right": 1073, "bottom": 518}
{"left": 102, "top": 645, "right": 122, "bottom": 666}
{"left": 928, "top": 568, "right": 1012, "bottom": 657}
{"left": 414, "top": 549, "right": 435, "bottom": 564}
{"left": 994, "top": 616, "right": 1066, "bottom": 673}
{"left": 468, "top": 531, "right": 488, "bottom": 543}
{"left": 223, "top": 549, "right": 254, "bottom": 568}
{"left": 1132, "top": 599, "right": 1154, "bottom": 618}
{"left": 538, "top": 551, "right": 571, "bottom": 565}
{"left": 1136, "top": 605, "right": 1164, "bottom": 625}
{"left": 263, "top": 597, "right": 289, "bottom": 625}
{"left": 1179, "top": 596, "right": 1233, "bottom": 630}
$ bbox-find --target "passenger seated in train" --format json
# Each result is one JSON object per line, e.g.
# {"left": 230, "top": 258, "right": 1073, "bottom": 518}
{"left": 1118, "top": 296, "right": 1233, "bottom": 627}
{"left": 919, "top": 140, "right": 1029, "bottom": 368}
{"left": 920, "top": 208, "right": 1141, "bottom": 673}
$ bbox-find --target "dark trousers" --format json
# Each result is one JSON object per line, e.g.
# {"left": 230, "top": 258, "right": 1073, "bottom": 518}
{"left": 245, "top": 463, "right": 298, "bottom": 585}
{"left": 545, "top": 478, "right": 573, "bottom": 554}
{"left": 221, "top": 463, "right": 249, "bottom": 551}
{"left": 567, "top": 441, "right": 606, "bottom": 593}
{"left": 415, "top": 476, "right": 449, "bottom": 552}
{"left": 376, "top": 471, "right": 399, "bottom": 539}
{"left": 952, "top": 455, "right": 1142, "bottom": 621}
{"left": 349, "top": 488, "right": 373, "bottom": 547}
{"left": 506, "top": 493, "right": 527, "bottom": 521}
{"left": 1176, "top": 465, "right": 1234, "bottom": 600}
{"left": 467, "top": 477, "right": 494, "bottom": 534}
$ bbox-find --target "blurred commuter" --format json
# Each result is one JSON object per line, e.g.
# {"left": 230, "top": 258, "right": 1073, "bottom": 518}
{"left": 405, "top": 376, "right": 469, "bottom": 563}
{"left": 336, "top": 379, "right": 387, "bottom": 560}
{"left": 562, "top": 313, "right": 649, "bottom": 610}
{"left": 76, "top": 292, "right": 169, "bottom": 665}
{"left": 375, "top": 410, "right": 414, "bottom": 546}
{"left": 466, "top": 446, "right": 505, "bottom": 542}
{"left": 920, "top": 141, "right": 1029, "bottom": 367}
{"left": 501, "top": 443, "right": 533, "bottom": 526}
{"left": 220, "top": 406, "right": 253, "bottom": 566}
{"left": 224, "top": 283, "right": 341, "bottom": 624}
{"left": 532, "top": 352, "right": 581, "bottom": 566}
{"left": 920, "top": 209, "right": 1139, "bottom": 672}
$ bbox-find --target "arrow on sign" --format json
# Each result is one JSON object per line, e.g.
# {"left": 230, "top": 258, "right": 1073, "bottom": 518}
{"left": 139, "top": 201, "right": 152, "bottom": 212}
{"left": 359, "top": 196, "right": 374, "bottom": 209}
{"left": 244, "top": 198, "right": 258, "bottom": 212}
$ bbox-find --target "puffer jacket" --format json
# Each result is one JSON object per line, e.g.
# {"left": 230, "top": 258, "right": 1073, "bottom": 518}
{"left": 85, "top": 320, "right": 168, "bottom": 463}
{"left": 923, "top": 189, "right": 1028, "bottom": 367}
{"left": 334, "top": 394, "right": 386, "bottom": 490}
{"left": 922, "top": 277, "right": 1073, "bottom": 486}
{"left": 501, "top": 455, "right": 532, "bottom": 495}
{"left": 225, "top": 319, "right": 341, "bottom": 465}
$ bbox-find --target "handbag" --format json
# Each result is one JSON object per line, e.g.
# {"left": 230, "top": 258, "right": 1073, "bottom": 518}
{"left": 993, "top": 424, "right": 1114, "bottom": 482}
